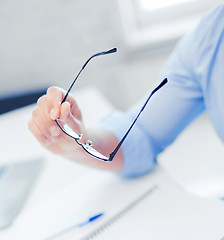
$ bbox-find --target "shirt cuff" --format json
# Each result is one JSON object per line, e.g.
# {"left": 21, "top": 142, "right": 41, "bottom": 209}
{"left": 98, "top": 111, "right": 157, "bottom": 178}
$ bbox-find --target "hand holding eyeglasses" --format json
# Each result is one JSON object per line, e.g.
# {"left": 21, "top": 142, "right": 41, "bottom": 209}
{"left": 29, "top": 84, "right": 125, "bottom": 172}
{"left": 29, "top": 48, "right": 167, "bottom": 171}
{"left": 28, "top": 86, "right": 84, "bottom": 155}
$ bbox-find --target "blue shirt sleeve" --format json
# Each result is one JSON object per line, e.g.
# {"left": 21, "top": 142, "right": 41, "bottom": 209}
{"left": 99, "top": 4, "right": 224, "bottom": 178}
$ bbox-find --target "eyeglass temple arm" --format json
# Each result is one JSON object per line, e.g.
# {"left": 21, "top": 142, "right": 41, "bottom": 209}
{"left": 109, "top": 78, "right": 168, "bottom": 161}
{"left": 61, "top": 48, "right": 117, "bottom": 104}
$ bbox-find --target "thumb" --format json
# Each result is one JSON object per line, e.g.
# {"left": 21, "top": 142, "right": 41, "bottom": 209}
{"left": 60, "top": 101, "right": 81, "bottom": 134}
{"left": 46, "top": 86, "right": 65, "bottom": 120}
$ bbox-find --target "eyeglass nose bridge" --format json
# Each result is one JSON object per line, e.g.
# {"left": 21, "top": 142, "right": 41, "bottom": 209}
{"left": 75, "top": 137, "right": 93, "bottom": 147}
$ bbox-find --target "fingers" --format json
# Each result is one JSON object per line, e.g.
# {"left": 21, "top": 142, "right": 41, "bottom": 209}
{"left": 30, "top": 100, "right": 56, "bottom": 142}
{"left": 46, "top": 86, "right": 64, "bottom": 120}
{"left": 29, "top": 86, "right": 84, "bottom": 150}
{"left": 60, "top": 101, "right": 70, "bottom": 120}
{"left": 28, "top": 117, "right": 50, "bottom": 146}
{"left": 29, "top": 91, "right": 61, "bottom": 146}
{"left": 46, "top": 86, "right": 82, "bottom": 121}
{"left": 28, "top": 115, "right": 61, "bottom": 148}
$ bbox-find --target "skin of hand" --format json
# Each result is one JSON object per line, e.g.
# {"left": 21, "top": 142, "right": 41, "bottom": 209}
{"left": 28, "top": 86, "right": 124, "bottom": 172}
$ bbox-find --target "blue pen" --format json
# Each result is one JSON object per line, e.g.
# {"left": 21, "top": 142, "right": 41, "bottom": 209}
{"left": 46, "top": 212, "right": 104, "bottom": 240}
{"left": 78, "top": 213, "right": 104, "bottom": 227}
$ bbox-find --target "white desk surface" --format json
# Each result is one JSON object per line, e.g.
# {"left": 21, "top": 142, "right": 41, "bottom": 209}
{"left": 158, "top": 113, "right": 224, "bottom": 198}
{"left": 1, "top": 87, "right": 224, "bottom": 239}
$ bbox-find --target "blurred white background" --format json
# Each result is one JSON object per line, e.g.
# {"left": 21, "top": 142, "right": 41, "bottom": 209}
{"left": 1, "top": 0, "right": 221, "bottom": 110}
{"left": 0, "top": 0, "right": 224, "bottom": 200}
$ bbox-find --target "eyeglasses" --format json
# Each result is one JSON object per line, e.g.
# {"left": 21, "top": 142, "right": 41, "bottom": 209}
{"left": 55, "top": 48, "right": 168, "bottom": 162}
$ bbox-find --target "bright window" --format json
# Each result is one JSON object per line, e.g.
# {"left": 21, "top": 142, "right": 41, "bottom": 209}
{"left": 140, "top": 0, "right": 194, "bottom": 11}
{"left": 117, "top": 0, "right": 223, "bottom": 51}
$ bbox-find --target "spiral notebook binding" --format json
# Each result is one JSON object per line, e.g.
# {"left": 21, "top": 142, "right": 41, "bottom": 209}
{"left": 81, "top": 185, "right": 159, "bottom": 240}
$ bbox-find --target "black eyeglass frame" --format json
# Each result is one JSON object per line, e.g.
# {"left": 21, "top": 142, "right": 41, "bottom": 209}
{"left": 55, "top": 48, "right": 168, "bottom": 162}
